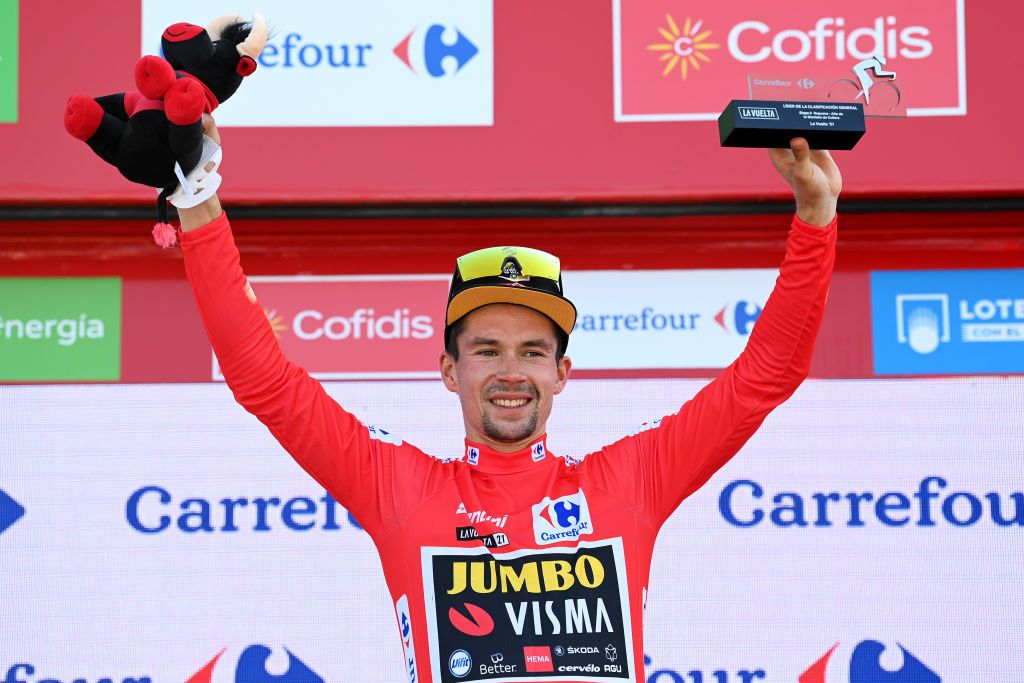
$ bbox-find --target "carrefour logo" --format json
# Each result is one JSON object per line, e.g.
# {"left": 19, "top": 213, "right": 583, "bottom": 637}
{"left": 394, "top": 24, "right": 479, "bottom": 77}
{"left": 3, "top": 665, "right": 150, "bottom": 683}
{"left": 801, "top": 640, "right": 940, "bottom": 682}
{"left": 532, "top": 489, "right": 594, "bottom": 545}
{"left": 715, "top": 300, "right": 763, "bottom": 336}
{"left": 258, "top": 34, "right": 373, "bottom": 70}
{"left": 395, "top": 595, "right": 419, "bottom": 683}
{"left": 187, "top": 645, "right": 323, "bottom": 683}
{"left": 720, "top": 477, "right": 1024, "bottom": 528}
{"left": 125, "top": 487, "right": 363, "bottom": 533}
{"left": 141, "top": 2, "right": 494, "bottom": 127}
{"left": 0, "top": 490, "right": 25, "bottom": 536}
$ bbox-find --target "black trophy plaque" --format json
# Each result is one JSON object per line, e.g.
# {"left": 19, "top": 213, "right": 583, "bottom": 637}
{"left": 718, "top": 99, "right": 865, "bottom": 150}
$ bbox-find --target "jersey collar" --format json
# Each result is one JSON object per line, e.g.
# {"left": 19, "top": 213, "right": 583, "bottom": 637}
{"left": 463, "top": 435, "right": 550, "bottom": 474}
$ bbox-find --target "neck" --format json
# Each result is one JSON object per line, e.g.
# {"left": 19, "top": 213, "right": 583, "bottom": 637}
{"left": 463, "top": 434, "right": 551, "bottom": 473}
{"left": 464, "top": 427, "right": 547, "bottom": 454}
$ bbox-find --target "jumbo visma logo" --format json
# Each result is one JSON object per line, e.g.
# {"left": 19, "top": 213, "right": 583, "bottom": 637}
{"left": 394, "top": 24, "right": 479, "bottom": 77}
{"left": 188, "top": 645, "right": 323, "bottom": 683}
{"left": 426, "top": 542, "right": 633, "bottom": 682}
{"left": 801, "top": 640, "right": 940, "bottom": 682}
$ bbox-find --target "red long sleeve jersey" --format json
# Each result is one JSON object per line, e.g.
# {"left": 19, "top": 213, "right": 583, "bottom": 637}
{"left": 181, "top": 214, "right": 836, "bottom": 683}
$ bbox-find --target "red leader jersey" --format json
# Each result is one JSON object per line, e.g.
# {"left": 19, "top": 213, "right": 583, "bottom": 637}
{"left": 181, "top": 213, "right": 836, "bottom": 683}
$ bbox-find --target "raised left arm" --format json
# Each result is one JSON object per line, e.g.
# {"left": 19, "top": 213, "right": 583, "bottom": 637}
{"left": 580, "top": 138, "right": 840, "bottom": 525}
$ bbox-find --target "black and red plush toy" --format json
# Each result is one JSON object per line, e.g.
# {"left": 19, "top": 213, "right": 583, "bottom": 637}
{"left": 64, "top": 13, "right": 268, "bottom": 247}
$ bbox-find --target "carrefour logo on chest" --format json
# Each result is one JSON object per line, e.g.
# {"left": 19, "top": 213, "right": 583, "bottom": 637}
{"left": 532, "top": 489, "right": 594, "bottom": 545}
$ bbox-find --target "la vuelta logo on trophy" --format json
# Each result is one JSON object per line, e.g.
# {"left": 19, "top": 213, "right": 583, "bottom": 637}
{"left": 613, "top": 0, "right": 965, "bottom": 120}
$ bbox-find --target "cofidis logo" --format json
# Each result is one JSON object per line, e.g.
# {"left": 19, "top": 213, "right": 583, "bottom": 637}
{"left": 188, "top": 645, "right": 323, "bottom": 683}
{"left": 801, "top": 640, "right": 940, "bottom": 682}
{"left": 212, "top": 276, "right": 450, "bottom": 380}
{"left": 614, "top": 1, "right": 965, "bottom": 120}
{"left": 871, "top": 269, "right": 1024, "bottom": 375}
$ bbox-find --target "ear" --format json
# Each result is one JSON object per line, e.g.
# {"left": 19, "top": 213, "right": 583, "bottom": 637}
{"left": 553, "top": 355, "right": 572, "bottom": 395}
{"left": 439, "top": 352, "right": 459, "bottom": 394}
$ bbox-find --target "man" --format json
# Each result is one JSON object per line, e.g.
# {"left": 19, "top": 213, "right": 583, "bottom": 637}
{"left": 176, "top": 116, "right": 839, "bottom": 683}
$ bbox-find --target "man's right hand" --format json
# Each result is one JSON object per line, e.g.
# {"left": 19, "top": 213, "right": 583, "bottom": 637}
{"left": 179, "top": 114, "right": 223, "bottom": 232}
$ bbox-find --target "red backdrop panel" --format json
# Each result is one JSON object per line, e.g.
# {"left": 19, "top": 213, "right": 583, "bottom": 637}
{"left": 2, "top": 1, "right": 1022, "bottom": 205}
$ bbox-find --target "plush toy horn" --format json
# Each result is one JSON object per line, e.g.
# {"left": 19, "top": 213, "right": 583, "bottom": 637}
{"left": 237, "top": 12, "right": 269, "bottom": 59}
{"left": 205, "top": 14, "right": 244, "bottom": 41}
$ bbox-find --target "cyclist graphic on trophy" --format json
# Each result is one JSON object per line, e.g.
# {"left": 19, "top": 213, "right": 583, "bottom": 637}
{"left": 718, "top": 57, "right": 906, "bottom": 150}
{"left": 833, "top": 55, "right": 902, "bottom": 112}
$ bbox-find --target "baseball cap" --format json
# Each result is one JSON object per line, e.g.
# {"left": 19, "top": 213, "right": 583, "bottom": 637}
{"left": 445, "top": 246, "right": 577, "bottom": 346}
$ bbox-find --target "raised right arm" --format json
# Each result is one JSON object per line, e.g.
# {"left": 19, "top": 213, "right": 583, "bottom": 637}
{"left": 178, "top": 195, "right": 411, "bottom": 534}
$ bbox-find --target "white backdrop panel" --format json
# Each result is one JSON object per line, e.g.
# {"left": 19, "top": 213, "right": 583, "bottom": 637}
{"left": 0, "top": 378, "right": 1021, "bottom": 681}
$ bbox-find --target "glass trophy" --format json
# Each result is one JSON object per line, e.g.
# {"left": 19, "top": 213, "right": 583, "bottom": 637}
{"left": 718, "top": 56, "right": 906, "bottom": 149}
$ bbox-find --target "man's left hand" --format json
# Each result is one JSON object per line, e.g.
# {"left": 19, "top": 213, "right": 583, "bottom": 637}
{"left": 768, "top": 137, "right": 842, "bottom": 227}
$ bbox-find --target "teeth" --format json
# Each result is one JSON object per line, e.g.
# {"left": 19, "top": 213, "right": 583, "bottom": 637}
{"left": 493, "top": 398, "right": 527, "bottom": 408}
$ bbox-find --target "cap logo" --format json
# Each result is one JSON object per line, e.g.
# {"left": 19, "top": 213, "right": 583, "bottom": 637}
{"left": 499, "top": 256, "right": 530, "bottom": 283}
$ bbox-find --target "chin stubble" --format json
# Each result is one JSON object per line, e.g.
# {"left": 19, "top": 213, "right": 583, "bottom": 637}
{"left": 482, "top": 403, "right": 540, "bottom": 443}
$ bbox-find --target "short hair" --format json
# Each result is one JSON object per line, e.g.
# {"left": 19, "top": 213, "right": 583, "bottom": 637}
{"left": 444, "top": 315, "right": 569, "bottom": 362}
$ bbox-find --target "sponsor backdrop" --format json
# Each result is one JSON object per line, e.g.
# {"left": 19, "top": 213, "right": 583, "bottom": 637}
{"left": 870, "top": 269, "right": 1024, "bottom": 375}
{"left": 142, "top": 0, "right": 494, "bottom": 127}
{"left": 1, "top": 378, "right": 1021, "bottom": 680}
{"left": 0, "top": 278, "right": 122, "bottom": 382}
{"left": 223, "top": 269, "right": 779, "bottom": 380}
{"left": 614, "top": 0, "right": 965, "bottom": 120}
{"left": 2, "top": 0, "right": 1023, "bottom": 202}
{"left": 0, "top": 0, "right": 16, "bottom": 123}
{"left": 1, "top": 267, "right": 1018, "bottom": 383}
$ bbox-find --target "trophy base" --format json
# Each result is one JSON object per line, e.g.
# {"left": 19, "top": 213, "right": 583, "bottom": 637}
{"left": 718, "top": 99, "right": 865, "bottom": 150}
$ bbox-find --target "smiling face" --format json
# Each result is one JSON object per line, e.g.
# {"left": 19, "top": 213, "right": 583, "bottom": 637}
{"left": 440, "top": 304, "right": 571, "bottom": 452}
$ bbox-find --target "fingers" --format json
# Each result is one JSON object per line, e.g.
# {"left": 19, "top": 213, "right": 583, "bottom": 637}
{"left": 790, "top": 137, "right": 811, "bottom": 162}
{"left": 201, "top": 113, "right": 222, "bottom": 145}
{"left": 767, "top": 146, "right": 794, "bottom": 174}
{"left": 810, "top": 147, "right": 836, "bottom": 171}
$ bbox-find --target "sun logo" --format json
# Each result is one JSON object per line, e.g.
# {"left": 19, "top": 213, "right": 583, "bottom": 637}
{"left": 647, "top": 15, "right": 720, "bottom": 80}
{"left": 264, "top": 309, "right": 287, "bottom": 338}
